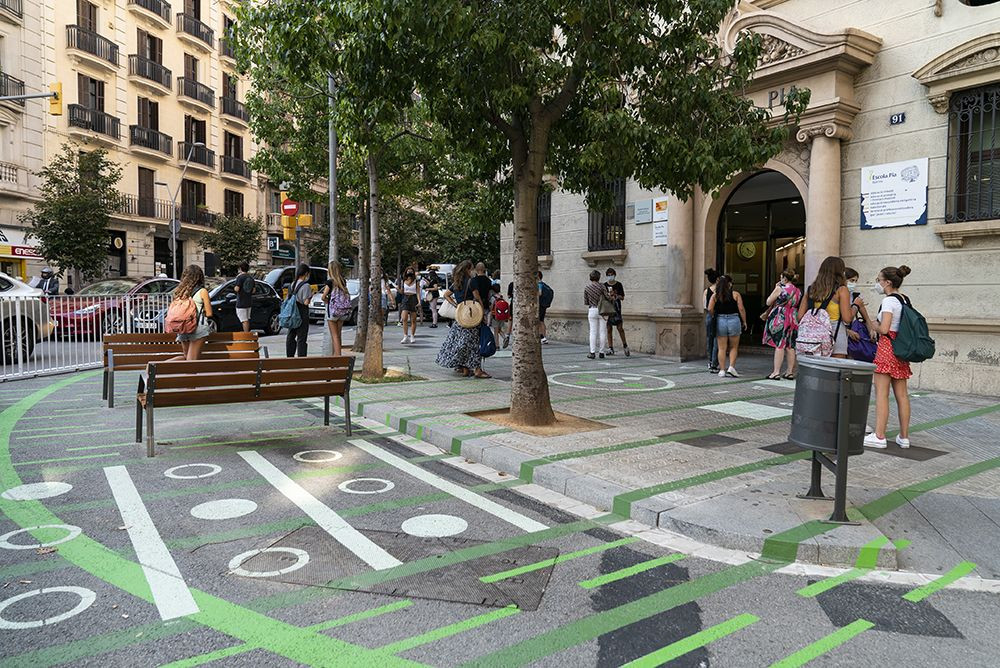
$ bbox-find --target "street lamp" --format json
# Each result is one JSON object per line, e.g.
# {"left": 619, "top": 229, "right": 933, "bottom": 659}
{"left": 156, "top": 141, "right": 206, "bottom": 279}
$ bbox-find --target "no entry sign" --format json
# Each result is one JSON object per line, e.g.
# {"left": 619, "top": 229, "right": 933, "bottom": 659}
{"left": 281, "top": 199, "right": 299, "bottom": 216}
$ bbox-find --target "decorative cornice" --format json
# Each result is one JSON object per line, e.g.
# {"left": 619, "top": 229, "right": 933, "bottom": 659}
{"left": 756, "top": 33, "right": 807, "bottom": 67}
{"left": 914, "top": 33, "right": 1000, "bottom": 114}
{"left": 933, "top": 219, "right": 1000, "bottom": 249}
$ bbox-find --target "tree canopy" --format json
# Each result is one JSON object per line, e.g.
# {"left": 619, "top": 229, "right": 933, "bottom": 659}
{"left": 199, "top": 215, "right": 266, "bottom": 275}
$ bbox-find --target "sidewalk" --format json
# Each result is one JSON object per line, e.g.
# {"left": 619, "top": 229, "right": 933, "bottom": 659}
{"left": 337, "top": 321, "right": 1000, "bottom": 573}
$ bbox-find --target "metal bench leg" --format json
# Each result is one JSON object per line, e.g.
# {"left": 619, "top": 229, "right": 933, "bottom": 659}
{"left": 135, "top": 400, "right": 143, "bottom": 443}
{"left": 146, "top": 405, "right": 155, "bottom": 457}
{"left": 324, "top": 395, "right": 330, "bottom": 426}
{"left": 107, "top": 368, "right": 115, "bottom": 408}
{"left": 343, "top": 388, "right": 352, "bottom": 437}
{"left": 102, "top": 369, "right": 109, "bottom": 401}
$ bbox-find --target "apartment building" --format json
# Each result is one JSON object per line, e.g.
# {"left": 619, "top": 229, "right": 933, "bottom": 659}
{"left": 0, "top": 0, "right": 46, "bottom": 281}
{"left": 42, "top": 0, "right": 256, "bottom": 281}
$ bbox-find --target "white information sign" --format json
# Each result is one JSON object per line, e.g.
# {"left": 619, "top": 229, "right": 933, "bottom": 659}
{"left": 634, "top": 199, "right": 653, "bottom": 224}
{"left": 652, "top": 221, "right": 668, "bottom": 246}
{"left": 652, "top": 196, "right": 669, "bottom": 222}
{"left": 860, "top": 158, "right": 928, "bottom": 229}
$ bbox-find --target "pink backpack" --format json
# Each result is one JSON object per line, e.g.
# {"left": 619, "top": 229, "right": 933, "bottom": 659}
{"left": 327, "top": 287, "right": 352, "bottom": 318}
{"left": 165, "top": 297, "right": 199, "bottom": 334}
{"left": 795, "top": 290, "right": 836, "bottom": 357}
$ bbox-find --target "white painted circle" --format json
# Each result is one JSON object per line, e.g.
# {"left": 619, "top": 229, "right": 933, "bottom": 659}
{"left": 1, "top": 481, "right": 73, "bottom": 501}
{"left": 0, "top": 525, "right": 82, "bottom": 550}
{"left": 0, "top": 586, "right": 96, "bottom": 630}
{"left": 293, "top": 449, "right": 343, "bottom": 463}
{"left": 401, "top": 514, "right": 468, "bottom": 538}
{"left": 229, "top": 547, "right": 310, "bottom": 578}
{"left": 190, "top": 499, "right": 258, "bottom": 520}
{"left": 595, "top": 378, "right": 625, "bottom": 384}
{"left": 338, "top": 478, "right": 395, "bottom": 495}
{"left": 548, "top": 372, "right": 676, "bottom": 392}
{"left": 164, "top": 463, "right": 222, "bottom": 480}
{"left": 621, "top": 376, "right": 642, "bottom": 381}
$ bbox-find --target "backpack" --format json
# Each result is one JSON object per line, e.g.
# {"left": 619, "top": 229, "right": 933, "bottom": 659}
{"left": 494, "top": 296, "right": 510, "bottom": 321}
{"left": 539, "top": 282, "right": 554, "bottom": 309}
{"left": 279, "top": 280, "right": 303, "bottom": 330}
{"left": 164, "top": 296, "right": 199, "bottom": 334}
{"left": 796, "top": 289, "right": 837, "bottom": 357}
{"left": 479, "top": 322, "right": 497, "bottom": 358}
{"left": 890, "top": 294, "right": 935, "bottom": 363}
{"left": 328, "top": 286, "right": 352, "bottom": 319}
{"left": 241, "top": 274, "right": 255, "bottom": 296}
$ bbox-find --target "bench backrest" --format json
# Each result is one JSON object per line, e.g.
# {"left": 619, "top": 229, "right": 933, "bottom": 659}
{"left": 104, "top": 332, "right": 260, "bottom": 369}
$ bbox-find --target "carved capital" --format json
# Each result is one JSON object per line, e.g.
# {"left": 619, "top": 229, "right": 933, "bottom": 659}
{"left": 795, "top": 123, "right": 852, "bottom": 143}
{"left": 928, "top": 93, "right": 950, "bottom": 114}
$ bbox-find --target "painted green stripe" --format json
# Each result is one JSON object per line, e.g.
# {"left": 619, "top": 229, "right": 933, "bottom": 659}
{"left": 480, "top": 537, "right": 638, "bottom": 583}
{"left": 451, "top": 428, "right": 511, "bottom": 455}
{"left": 796, "top": 568, "right": 869, "bottom": 598}
{"left": 594, "top": 388, "right": 793, "bottom": 420}
{"left": 377, "top": 606, "right": 519, "bottom": 656}
{"left": 902, "top": 561, "right": 977, "bottom": 602}
{"left": 578, "top": 553, "right": 685, "bottom": 589}
{"left": 769, "top": 619, "right": 875, "bottom": 668}
{"left": 620, "top": 613, "right": 759, "bottom": 668}
{"left": 887, "top": 402, "right": 1000, "bottom": 438}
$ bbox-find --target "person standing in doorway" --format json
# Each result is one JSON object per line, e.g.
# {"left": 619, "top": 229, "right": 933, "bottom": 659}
{"left": 584, "top": 270, "right": 609, "bottom": 359}
{"left": 399, "top": 268, "right": 421, "bottom": 344}
{"left": 763, "top": 269, "right": 801, "bottom": 379}
{"left": 233, "top": 262, "right": 254, "bottom": 333}
{"left": 604, "top": 268, "right": 629, "bottom": 357}
{"left": 708, "top": 274, "right": 746, "bottom": 377}
{"left": 797, "top": 256, "right": 853, "bottom": 358}
{"left": 864, "top": 265, "right": 913, "bottom": 449}
{"left": 538, "top": 271, "right": 553, "bottom": 343}
{"left": 285, "top": 263, "right": 313, "bottom": 357}
{"left": 322, "top": 261, "right": 351, "bottom": 356}
{"left": 703, "top": 269, "right": 720, "bottom": 372}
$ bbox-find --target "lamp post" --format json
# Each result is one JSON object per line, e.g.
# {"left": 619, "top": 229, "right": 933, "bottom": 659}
{"left": 155, "top": 141, "right": 206, "bottom": 279}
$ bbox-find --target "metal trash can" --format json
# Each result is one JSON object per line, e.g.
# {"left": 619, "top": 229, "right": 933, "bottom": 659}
{"left": 790, "top": 356, "right": 875, "bottom": 456}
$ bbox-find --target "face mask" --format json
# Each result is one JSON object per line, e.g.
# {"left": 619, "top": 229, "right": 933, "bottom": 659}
{"left": 606, "top": 277, "right": 616, "bottom": 284}
{"left": 873, "top": 282, "right": 885, "bottom": 295}
{"left": 847, "top": 282, "right": 857, "bottom": 292}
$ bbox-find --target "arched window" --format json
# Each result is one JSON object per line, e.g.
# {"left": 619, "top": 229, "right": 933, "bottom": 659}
{"left": 946, "top": 84, "right": 1000, "bottom": 223}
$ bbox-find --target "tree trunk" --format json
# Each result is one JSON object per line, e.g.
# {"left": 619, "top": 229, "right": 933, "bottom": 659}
{"left": 327, "top": 73, "right": 339, "bottom": 268}
{"left": 361, "top": 152, "right": 385, "bottom": 379}
{"left": 508, "top": 175, "right": 555, "bottom": 425}
{"left": 353, "top": 206, "right": 370, "bottom": 353}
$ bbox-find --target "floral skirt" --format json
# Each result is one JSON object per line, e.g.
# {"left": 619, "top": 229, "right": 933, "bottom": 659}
{"left": 874, "top": 332, "right": 911, "bottom": 380}
{"left": 436, "top": 323, "right": 481, "bottom": 369}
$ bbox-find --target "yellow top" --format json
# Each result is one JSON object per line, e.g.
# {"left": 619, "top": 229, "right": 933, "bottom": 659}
{"left": 813, "top": 294, "right": 839, "bottom": 322}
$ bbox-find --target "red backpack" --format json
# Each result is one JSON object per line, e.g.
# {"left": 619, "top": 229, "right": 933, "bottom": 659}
{"left": 494, "top": 296, "right": 510, "bottom": 321}
{"left": 165, "top": 297, "right": 199, "bottom": 334}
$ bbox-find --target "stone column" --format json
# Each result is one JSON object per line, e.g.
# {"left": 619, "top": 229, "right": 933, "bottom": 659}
{"left": 798, "top": 125, "right": 848, "bottom": 286}
{"left": 665, "top": 194, "right": 694, "bottom": 306}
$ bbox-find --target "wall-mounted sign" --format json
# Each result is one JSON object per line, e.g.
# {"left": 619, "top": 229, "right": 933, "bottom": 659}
{"left": 634, "top": 199, "right": 653, "bottom": 224}
{"left": 625, "top": 202, "right": 635, "bottom": 223}
{"left": 652, "top": 196, "right": 669, "bottom": 222}
{"left": 889, "top": 112, "right": 906, "bottom": 126}
{"left": 860, "top": 157, "right": 928, "bottom": 229}
{"left": 267, "top": 236, "right": 280, "bottom": 251}
{"left": 652, "top": 221, "right": 668, "bottom": 246}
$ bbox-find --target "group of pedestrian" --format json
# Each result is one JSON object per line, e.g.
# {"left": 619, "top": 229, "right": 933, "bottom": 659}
{"left": 582, "top": 268, "right": 630, "bottom": 359}
{"left": 435, "top": 260, "right": 493, "bottom": 378}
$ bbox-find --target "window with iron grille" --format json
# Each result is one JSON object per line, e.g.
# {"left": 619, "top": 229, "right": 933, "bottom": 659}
{"left": 536, "top": 189, "right": 552, "bottom": 255}
{"left": 947, "top": 84, "right": 999, "bottom": 223}
{"left": 587, "top": 178, "right": 626, "bottom": 251}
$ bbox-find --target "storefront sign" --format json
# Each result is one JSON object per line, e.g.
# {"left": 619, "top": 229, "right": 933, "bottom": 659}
{"left": 652, "top": 221, "right": 668, "bottom": 246}
{"left": 652, "top": 196, "right": 669, "bottom": 222}
{"left": 0, "top": 226, "right": 41, "bottom": 258}
{"left": 633, "top": 199, "right": 653, "bottom": 224}
{"left": 860, "top": 157, "right": 928, "bottom": 229}
{"left": 267, "top": 236, "right": 280, "bottom": 251}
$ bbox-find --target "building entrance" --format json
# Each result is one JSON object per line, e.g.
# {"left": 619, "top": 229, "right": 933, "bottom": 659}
{"left": 717, "top": 171, "right": 805, "bottom": 345}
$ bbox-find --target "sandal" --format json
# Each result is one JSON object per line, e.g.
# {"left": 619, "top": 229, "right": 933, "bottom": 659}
{"left": 783, "top": 373, "right": 796, "bottom": 380}
{"left": 474, "top": 371, "right": 492, "bottom": 379}
{"left": 766, "top": 373, "right": 781, "bottom": 380}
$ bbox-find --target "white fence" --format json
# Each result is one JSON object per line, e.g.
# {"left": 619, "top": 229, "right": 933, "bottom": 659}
{"left": 0, "top": 293, "right": 174, "bottom": 381}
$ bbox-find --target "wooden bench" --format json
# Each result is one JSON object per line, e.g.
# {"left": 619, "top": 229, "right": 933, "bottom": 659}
{"left": 135, "top": 356, "right": 355, "bottom": 456}
{"left": 102, "top": 332, "right": 267, "bottom": 408}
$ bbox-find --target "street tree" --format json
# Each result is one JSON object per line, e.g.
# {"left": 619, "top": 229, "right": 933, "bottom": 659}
{"left": 199, "top": 215, "right": 265, "bottom": 275}
{"left": 20, "top": 143, "right": 124, "bottom": 287}
{"left": 389, "top": 0, "right": 808, "bottom": 425}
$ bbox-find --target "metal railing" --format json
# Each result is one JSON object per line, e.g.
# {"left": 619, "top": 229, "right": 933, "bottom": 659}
{"left": 220, "top": 96, "right": 248, "bottom": 122}
{"left": 120, "top": 194, "right": 171, "bottom": 220}
{"left": 176, "top": 13, "right": 214, "bottom": 47}
{"left": 587, "top": 178, "right": 627, "bottom": 252}
{"left": 68, "top": 104, "right": 121, "bottom": 139}
{"left": 220, "top": 37, "right": 235, "bottom": 60}
{"left": 130, "top": 125, "right": 173, "bottom": 155}
{"left": 178, "top": 77, "right": 214, "bottom": 107}
{"left": 947, "top": 84, "right": 1000, "bottom": 223}
{"left": 222, "top": 155, "right": 250, "bottom": 179}
{"left": 179, "top": 141, "right": 215, "bottom": 168}
{"left": 128, "top": 0, "right": 171, "bottom": 23}
{"left": 0, "top": 0, "right": 22, "bottom": 18}
{"left": 179, "top": 204, "right": 216, "bottom": 226}
{"left": 537, "top": 189, "right": 552, "bottom": 255}
{"left": 1, "top": 293, "right": 175, "bottom": 381}
{"left": 66, "top": 25, "right": 119, "bottom": 66}
{"left": 0, "top": 72, "right": 25, "bottom": 106}
{"left": 128, "top": 54, "right": 172, "bottom": 89}
{"left": 0, "top": 161, "right": 18, "bottom": 184}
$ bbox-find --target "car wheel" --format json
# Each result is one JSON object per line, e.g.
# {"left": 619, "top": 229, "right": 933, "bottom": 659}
{"left": 265, "top": 311, "right": 281, "bottom": 336}
{"left": 208, "top": 317, "right": 220, "bottom": 334}
{"left": 2, "top": 318, "right": 34, "bottom": 364}
{"left": 348, "top": 306, "right": 358, "bottom": 326}
{"left": 104, "top": 311, "right": 129, "bottom": 335}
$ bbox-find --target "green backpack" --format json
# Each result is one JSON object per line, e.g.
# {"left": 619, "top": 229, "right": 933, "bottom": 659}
{"left": 890, "top": 294, "right": 935, "bottom": 363}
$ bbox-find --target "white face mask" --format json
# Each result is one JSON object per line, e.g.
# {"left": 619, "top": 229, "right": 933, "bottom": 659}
{"left": 847, "top": 282, "right": 857, "bottom": 292}
{"left": 873, "top": 282, "right": 885, "bottom": 295}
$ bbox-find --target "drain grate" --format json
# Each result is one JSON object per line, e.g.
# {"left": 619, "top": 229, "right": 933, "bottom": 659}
{"left": 231, "top": 526, "right": 558, "bottom": 610}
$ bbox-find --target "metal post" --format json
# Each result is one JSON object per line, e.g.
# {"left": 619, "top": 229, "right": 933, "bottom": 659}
{"left": 328, "top": 73, "right": 338, "bottom": 266}
{"left": 829, "top": 372, "right": 857, "bottom": 524}
{"left": 158, "top": 141, "right": 205, "bottom": 279}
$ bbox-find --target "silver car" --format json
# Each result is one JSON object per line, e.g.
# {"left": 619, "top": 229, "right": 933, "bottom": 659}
{"left": 0, "top": 272, "right": 55, "bottom": 364}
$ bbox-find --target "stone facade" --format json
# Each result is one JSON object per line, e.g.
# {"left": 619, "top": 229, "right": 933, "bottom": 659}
{"left": 501, "top": 0, "right": 1000, "bottom": 395}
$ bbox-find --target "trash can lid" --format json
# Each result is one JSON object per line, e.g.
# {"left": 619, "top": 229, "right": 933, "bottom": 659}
{"left": 798, "top": 356, "right": 876, "bottom": 373}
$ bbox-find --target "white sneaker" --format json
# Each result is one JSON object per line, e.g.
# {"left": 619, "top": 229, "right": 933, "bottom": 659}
{"left": 895, "top": 435, "right": 911, "bottom": 449}
{"left": 726, "top": 367, "right": 740, "bottom": 378}
{"left": 718, "top": 370, "right": 726, "bottom": 378}
{"left": 408, "top": 335, "right": 415, "bottom": 343}
{"left": 541, "top": 337, "right": 548, "bottom": 344}
{"left": 400, "top": 336, "right": 408, "bottom": 344}
{"left": 864, "top": 433, "right": 887, "bottom": 449}
{"left": 865, "top": 424, "right": 873, "bottom": 434}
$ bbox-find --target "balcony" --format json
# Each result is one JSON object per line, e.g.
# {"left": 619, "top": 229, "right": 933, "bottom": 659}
{"left": 221, "top": 155, "right": 250, "bottom": 181}
{"left": 179, "top": 204, "right": 216, "bottom": 227}
{"left": 120, "top": 194, "right": 171, "bottom": 220}
{"left": 219, "top": 96, "right": 248, "bottom": 126}
{"left": 177, "top": 77, "right": 214, "bottom": 112}
{"left": 66, "top": 25, "right": 119, "bottom": 70}
{"left": 0, "top": 72, "right": 25, "bottom": 110}
{"left": 129, "top": 125, "right": 173, "bottom": 159}
{"left": 127, "top": 0, "right": 171, "bottom": 28}
{"left": 128, "top": 55, "right": 172, "bottom": 94}
{"left": 220, "top": 37, "right": 235, "bottom": 63}
{"left": 0, "top": 0, "right": 22, "bottom": 22}
{"left": 0, "top": 161, "right": 26, "bottom": 193}
{"left": 68, "top": 105, "right": 121, "bottom": 142}
{"left": 178, "top": 141, "right": 215, "bottom": 171}
{"left": 176, "top": 13, "right": 213, "bottom": 51}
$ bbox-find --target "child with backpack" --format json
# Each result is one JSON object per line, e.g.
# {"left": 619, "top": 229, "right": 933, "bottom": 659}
{"left": 796, "top": 256, "right": 853, "bottom": 358}
{"left": 165, "top": 264, "right": 213, "bottom": 360}
{"left": 490, "top": 283, "right": 511, "bottom": 349}
{"left": 322, "top": 261, "right": 352, "bottom": 356}
{"left": 538, "top": 271, "right": 553, "bottom": 343}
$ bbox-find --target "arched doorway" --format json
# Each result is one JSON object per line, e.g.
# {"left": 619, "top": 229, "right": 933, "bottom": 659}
{"left": 716, "top": 171, "right": 805, "bottom": 344}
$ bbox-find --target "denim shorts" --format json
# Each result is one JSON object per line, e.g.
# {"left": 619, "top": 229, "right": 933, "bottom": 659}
{"left": 715, "top": 313, "right": 742, "bottom": 337}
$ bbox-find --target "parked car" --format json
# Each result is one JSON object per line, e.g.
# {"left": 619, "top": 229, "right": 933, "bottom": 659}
{"left": 0, "top": 272, "right": 55, "bottom": 364}
{"left": 262, "top": 265, "right": 328, "bottom": 299}
{"left": 205, "top": 277, "right": 283, "bottom": 335}
{"left": 309, "top": 279, "right": 360, "bottom": 325}
{"left": 49, "top": 277, "right": 178, "bottom": 338}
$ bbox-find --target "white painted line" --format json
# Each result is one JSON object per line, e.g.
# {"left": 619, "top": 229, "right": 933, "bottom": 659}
{"left": 237, "top": 450, "right": 402, "bottom": 570}
{"left": 103, "top": 466, "right": 200, "bottom": 620}
{"left": 349, "top": 439, "right": 548, "bottom": 533}
{"left": 699, "top": 400, "right": 793, "bottom": 421}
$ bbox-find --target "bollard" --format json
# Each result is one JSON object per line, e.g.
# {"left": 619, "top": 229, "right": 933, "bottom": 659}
{"left": 789, "top": 356, "right": 875, "bottom": 524}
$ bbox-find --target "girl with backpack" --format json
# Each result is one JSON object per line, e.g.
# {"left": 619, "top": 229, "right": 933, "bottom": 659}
{"left": 762, "top": 269, "right": 801, "bottom": 379}
{"left": 797, "top": 256, "right": 853, "bottom": 358}
{"left": 864, "top": 265, "right": 914, "bottom": 450}
{"left": 285, "top": 264, "right": 313, "bottom": 357}
{"left": 322, "top": 261, "right": 351, "bottom": 356}
{"left": 167, "top": 264, "right": 213, "bottom": 361}
{"left": 707, "top": 275, "right": 746, "bottom": 377}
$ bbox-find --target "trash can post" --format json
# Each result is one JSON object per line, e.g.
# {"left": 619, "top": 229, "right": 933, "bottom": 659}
{"left": 798, "top": 451, "right": 831, "bottom": 501}
{"left": 829, "top": 371, "right": 856, "bottom": 524}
